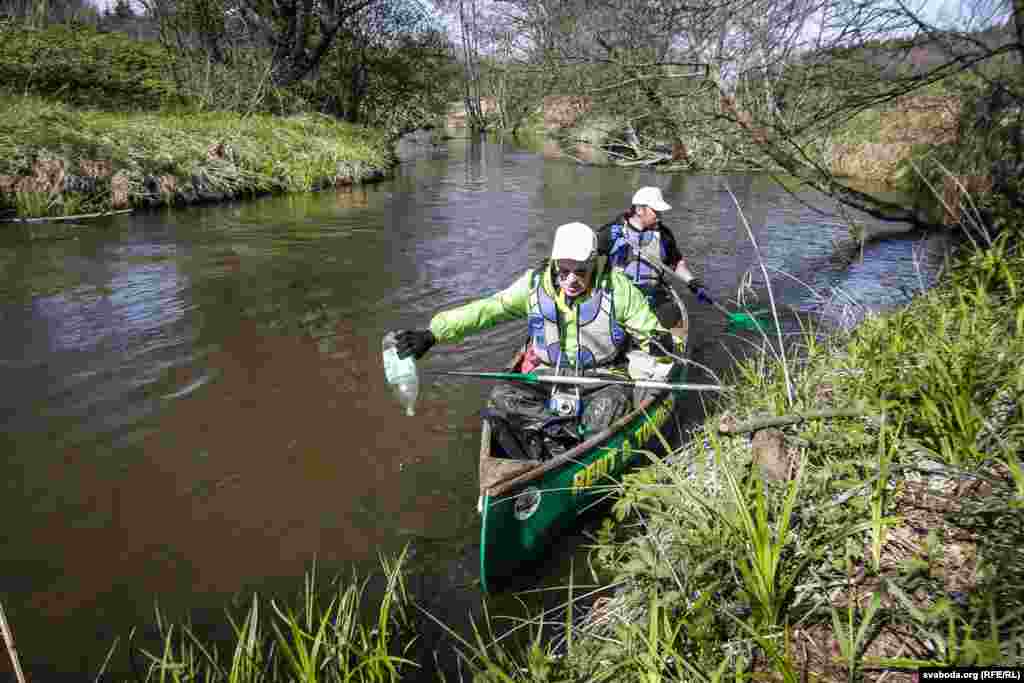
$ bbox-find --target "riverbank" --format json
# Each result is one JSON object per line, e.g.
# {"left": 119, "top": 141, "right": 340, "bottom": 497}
{"left": 514, "top": 230, "right": 1024, "bottom": 679}
{"left": 0, "top": 95, "right": 395, "bottom": 221}
{"left": 460, "top": 90, "right": 959, "bottom": 186}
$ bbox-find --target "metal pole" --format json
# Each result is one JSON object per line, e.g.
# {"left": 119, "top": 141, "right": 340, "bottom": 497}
{"left": 530, "top": 374, "right": 726, "bottom": 392}
{"left": 433, "top": 370, "right": 726, "bottom": 392}
{"left": 0, "top": 601, "right": 27, "bottom": 683}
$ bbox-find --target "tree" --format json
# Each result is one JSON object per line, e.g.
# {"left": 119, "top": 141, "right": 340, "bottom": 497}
{"left": 239, "top": 0, "right": 386, "bottom": 86}
{"left": 486, "top": 0, "right": 1024, "bottom": 229}
{"left": 1, "top": 0, "right": 99, "bottom": 24}
{"left": 113, "top": 0, "right": 135, "bottom": 18}
{"left": 310, "top": 0, "right": 458, "bottom": 130}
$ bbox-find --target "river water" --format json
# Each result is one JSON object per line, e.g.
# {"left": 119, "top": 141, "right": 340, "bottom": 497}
{"left": 0, "top": 133, "right": 949, "bottom": 680}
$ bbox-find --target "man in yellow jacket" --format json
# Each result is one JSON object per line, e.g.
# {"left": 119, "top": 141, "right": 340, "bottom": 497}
{"left": 395, "top": 222, "right": 677, "bottom": 455}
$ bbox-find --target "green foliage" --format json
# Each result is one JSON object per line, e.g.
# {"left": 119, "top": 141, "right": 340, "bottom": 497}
{"left": 294, "top": 2, "right": 459, "bottom": 133}
{"left": 141, "top": 551, "right": 417, "bottom": 683}
{"left": 147, "top": 0, "right": 307, "bottom": 117}
{"left": 419, "top": 597, "right": 587, "bottom": 683}
{"left": 0, "top": 20, "right": 178, "bottom": 109}
{"left": 355, "top": 36, "right": 461, "bottom": 135}
{"left": 716, "top": 439, "right": 805, "bottom": 631}
{"left": 0, "top": 95, "right": 392, "bottom": 217}
{"left": 830, "top": 590, "right": 882, "bottom": 682}
{"left": 0, "top": 6, "right": 458, "bottom": 129}
{"left": 842, "top": 253, "right": 1024, "bottom": 467}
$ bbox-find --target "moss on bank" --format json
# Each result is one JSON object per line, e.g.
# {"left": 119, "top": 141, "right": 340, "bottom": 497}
{"left": 0, "top": 95, "right": 395, "bottom": 220}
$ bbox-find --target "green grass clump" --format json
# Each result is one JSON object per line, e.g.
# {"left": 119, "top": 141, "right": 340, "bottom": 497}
{"left": 133, "top": 551, "right": 416, "bottom": 683}
{"left": 0, "top": 95, "right": 393, "bottom": 218}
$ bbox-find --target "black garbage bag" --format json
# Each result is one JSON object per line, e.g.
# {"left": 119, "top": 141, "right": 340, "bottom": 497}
{"left": 581, "top": 385, "right": 632, "bottom": 435}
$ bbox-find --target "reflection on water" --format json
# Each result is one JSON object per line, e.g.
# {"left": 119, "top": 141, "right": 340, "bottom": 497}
{"left": 0, "top": 133, "right": 948, "bottom": 681}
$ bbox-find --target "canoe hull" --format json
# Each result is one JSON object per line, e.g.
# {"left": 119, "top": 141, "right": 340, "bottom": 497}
{"left": 479, "top": 383, "right": 680, "bottom": 592}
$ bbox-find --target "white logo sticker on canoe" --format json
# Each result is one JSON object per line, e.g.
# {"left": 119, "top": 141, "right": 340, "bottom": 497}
{"left": 514, "top": 487, "right": 542, "bottom": 521}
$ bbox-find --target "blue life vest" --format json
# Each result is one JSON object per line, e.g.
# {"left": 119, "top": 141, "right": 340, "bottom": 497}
{"left": 608, "top": 222, "right": 668, "bottom": 301}
{"left": 526, "top": 269, "right": 626, "bottom": 369}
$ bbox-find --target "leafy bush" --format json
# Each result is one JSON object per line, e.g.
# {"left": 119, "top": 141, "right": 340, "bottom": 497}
{"left": 0, "top": 20, "right": 178, "bottom": 109}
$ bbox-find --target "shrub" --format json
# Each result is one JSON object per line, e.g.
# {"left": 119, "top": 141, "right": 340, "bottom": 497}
{"left": 0, "top": 20, "right": 178, "bottom": 109}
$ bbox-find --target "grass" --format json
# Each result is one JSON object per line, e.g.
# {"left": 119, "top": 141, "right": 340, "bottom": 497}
{"left": 129, "top": 551, "right": 417, "bottom": 683}
{"left": 0, "top": 94, "right": 394, "bottom": 219}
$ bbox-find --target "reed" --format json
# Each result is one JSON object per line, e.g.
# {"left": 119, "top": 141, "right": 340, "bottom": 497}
{"left": 139, "top": 550, "right": 416, "bottom": 683}
{"left": 829, "top": 591, "right": 882, "bottom": 682}
{"left": 868, "top": 411, "right": 899, "bottom": 574}
{"left": 725, "top": 183, "right": 794, "bottom": 407}
{"left": 0, "top": 601, "right": 27, "bottom": 683}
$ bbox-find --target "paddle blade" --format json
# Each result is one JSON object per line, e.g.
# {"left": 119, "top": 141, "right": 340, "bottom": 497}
{"left": 727, "top": 311, "right": 772, "bottom": 332}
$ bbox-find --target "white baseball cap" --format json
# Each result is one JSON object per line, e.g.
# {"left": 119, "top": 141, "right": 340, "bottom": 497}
{"left": 551, "top": 222, "right": 597, "bottom": 262}
{"left": 631, "top": 186, "right": 671, "bottom": 212}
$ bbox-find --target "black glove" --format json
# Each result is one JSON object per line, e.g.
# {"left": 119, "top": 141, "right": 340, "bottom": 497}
{"left": 686, "top": 279, "right": 712, "bottom": 305}
{"left": 395, "top": 329, "right": 436, "bottom": 360}
{"left": 650, "top": 331, "right": 675, "bottom": 358}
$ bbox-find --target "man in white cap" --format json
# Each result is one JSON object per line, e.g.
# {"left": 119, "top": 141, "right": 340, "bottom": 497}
{"left": 597, "top": 186, "right": 708, "bottom": 330}
{"left": 394, "top": 221, "right": 673, "bottom": 454}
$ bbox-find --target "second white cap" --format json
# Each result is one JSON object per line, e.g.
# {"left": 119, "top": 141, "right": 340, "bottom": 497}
{"left": 631, "top": 186, "right": 671, "bottom": 212}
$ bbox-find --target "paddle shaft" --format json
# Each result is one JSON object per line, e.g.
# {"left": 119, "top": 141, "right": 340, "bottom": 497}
{"left": 534, "top": 374, "right": 723, "bottom": 392}
{"left": 431, "top": 370, "right": 725, "bottom": 392}
{"left": 641, "top": 256, "right": 719, "bottom": 306}
{"left": 640, "top": 256, "right": 765, "bottom": 327}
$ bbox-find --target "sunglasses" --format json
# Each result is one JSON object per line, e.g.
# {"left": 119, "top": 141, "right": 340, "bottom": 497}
{"left": 554, "top": 263, "right": 593, "bottom": 280}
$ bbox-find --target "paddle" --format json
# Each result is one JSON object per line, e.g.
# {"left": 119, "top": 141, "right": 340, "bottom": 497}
{"left": 428, "top": 370, "right": 727, "bottom": 392}
{"left": 642, "top": 257, "right": 771, "bottom": 332}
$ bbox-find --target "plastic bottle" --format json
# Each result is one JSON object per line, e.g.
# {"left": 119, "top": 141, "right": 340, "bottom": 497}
{"left": 382, "top": 331, "right": 419, "bottom": 416}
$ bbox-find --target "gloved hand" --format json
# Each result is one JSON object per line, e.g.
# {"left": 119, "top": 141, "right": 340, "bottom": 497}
{"left": 395, "top": 329, "right": 436, "bottom": 360}
{"left": 649, "top": 331, "right": 676, "bottom": 358}
{"left": 687, "top": 279, "right": 713, "bottom": 305}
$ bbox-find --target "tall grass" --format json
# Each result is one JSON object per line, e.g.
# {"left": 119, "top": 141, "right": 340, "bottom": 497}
{"left": 137, "top": 551, "right": 416, "bottom": 683}
{"left": 0, "top": 95, "right": 392, "bottom": 218}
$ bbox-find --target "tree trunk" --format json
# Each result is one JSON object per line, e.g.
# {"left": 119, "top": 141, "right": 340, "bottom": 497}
{"left": 459, "top": 0, "right": 487, "bottom": 130}
{"left": 1015, "top": 0, "right": 1024, "bottom": 68}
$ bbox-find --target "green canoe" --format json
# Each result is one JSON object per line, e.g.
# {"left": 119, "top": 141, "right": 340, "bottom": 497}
{"left": 477, "top": 354, "right": 687, "bottom": 592}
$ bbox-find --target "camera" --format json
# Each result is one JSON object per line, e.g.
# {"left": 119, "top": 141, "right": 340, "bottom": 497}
{"left": 547, "top": 392, "right": 581, "bottom": 417}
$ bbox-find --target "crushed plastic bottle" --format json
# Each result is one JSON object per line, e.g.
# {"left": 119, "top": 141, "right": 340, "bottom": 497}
{"left": 382, "top": 331, "right": 419, "bottom": 416}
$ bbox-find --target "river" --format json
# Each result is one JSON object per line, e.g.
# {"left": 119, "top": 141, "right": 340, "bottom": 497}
{"left": 0, "top": 132, "right": 949, "bottom": 681}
